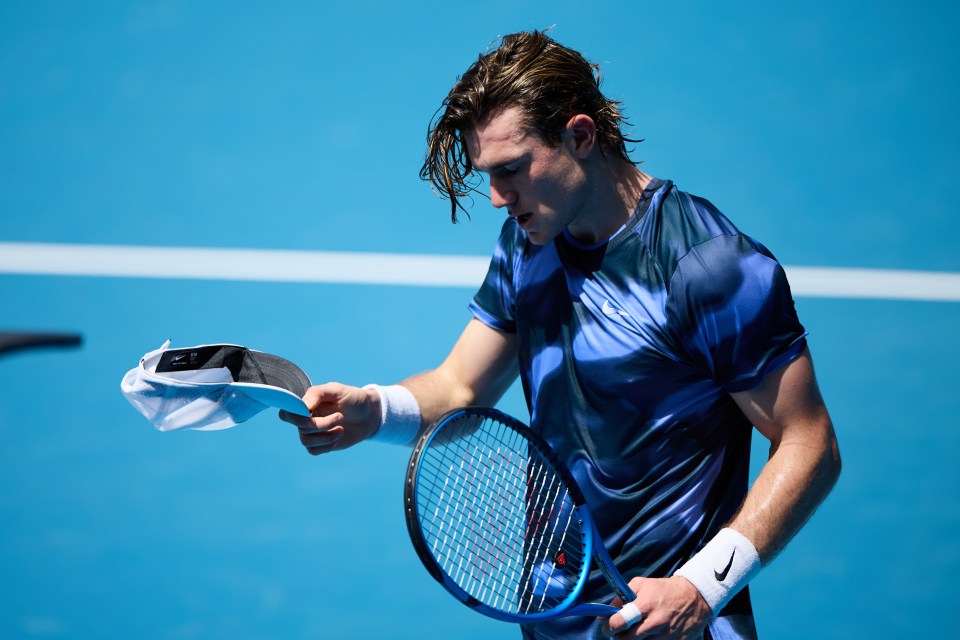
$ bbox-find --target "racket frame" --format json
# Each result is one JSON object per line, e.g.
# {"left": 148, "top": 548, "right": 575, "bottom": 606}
{"left": 404, "top": 407, "right": 635, "bottom": 624}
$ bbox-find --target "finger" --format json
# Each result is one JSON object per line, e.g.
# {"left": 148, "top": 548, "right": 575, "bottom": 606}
{"left": 307, "top": 412, "right": 345, "bottom": 431}
{"left": 618, "top": 602, "right": 644, "bottom": 630}
{"left": 304, "top": 442, "right": 336, "bottom": 456}
{"left": 287, "top": 409, "right": 345, "bottom": 433}
{"left": 300, "top": 425, "right": 344, "bottom": 453}
{"left": 601, "top": 603, "right": 644, "bottom": 638}
{"left": 296, "top": 416, "right": 343, "bottom": 437}
{"left": 601, "top": 612, "right": 624, "bottom": 637}
{"left": 599, "top": 595, "right": 624, "bottom": 635}
{"left": 278, "top": 409, "right": 312, "bottom": 428}
{"left": 279, "top": 409, "right": 291, "bottom": 422}
{"left": 279, "top": 409, "right": 328, "bottom": 429}
{"left": 301, "top": 382, "right": 346, "bottom": 412}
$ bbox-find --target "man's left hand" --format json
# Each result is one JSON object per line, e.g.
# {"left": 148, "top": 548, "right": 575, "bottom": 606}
{"left": 601, "top": 576, "right": 710, "bottom": 638}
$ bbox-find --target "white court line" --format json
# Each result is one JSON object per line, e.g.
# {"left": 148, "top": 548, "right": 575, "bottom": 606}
{"left": 1, "top": 242, "right": 959, "bottom": 302}
{"left": 0, "top": 242, "right": 486, "bottom": 288}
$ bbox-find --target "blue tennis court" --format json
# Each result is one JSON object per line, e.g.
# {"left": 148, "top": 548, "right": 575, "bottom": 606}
{"left": 2, "top": 2, "right": 958, "bottom": 638}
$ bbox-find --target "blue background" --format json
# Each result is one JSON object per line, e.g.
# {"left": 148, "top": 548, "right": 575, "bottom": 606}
{"left": 2, "top": 2, "right": 958, "bottom": 638}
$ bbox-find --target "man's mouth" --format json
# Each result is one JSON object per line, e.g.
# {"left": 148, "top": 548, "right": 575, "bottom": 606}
{"left": 516, "top": 212, "right": 533, "bottom": 226}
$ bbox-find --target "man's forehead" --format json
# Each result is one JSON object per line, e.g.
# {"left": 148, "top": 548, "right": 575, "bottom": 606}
{"left": 465, "top": 107, "right": 534, "bottom": 171}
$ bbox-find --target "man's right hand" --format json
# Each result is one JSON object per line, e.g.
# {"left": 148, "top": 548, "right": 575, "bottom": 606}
{"left": 279, "top": 382, "right": 382, "bottom": 455}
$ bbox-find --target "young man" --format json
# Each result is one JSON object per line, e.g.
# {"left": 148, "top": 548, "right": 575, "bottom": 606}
{"left": 281, "top": 31, "right": 841, "bottom": 640}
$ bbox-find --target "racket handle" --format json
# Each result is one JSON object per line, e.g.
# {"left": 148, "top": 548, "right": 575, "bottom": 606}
{"left": 566, "top": 602, "right": 643, "bottom": 627}
{"left": 565, "top": 603, "right": 620, "bottom": 617}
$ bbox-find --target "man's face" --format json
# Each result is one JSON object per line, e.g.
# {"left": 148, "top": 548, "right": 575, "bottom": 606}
{"left": 464, "top": 107, "right": 590, "bottom": 246}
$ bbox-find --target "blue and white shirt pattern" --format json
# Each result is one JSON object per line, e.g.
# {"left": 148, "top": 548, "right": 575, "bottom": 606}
{"left": 470, "top": 179, "right": 807, "bottom": 640}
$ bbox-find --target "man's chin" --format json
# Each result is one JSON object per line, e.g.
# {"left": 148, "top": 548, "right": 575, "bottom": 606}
{"left": 524, "top": 230, "right": 546, "bottom": 245}
{"left": 522, "top": 228, "right": 556, "bottom": 246}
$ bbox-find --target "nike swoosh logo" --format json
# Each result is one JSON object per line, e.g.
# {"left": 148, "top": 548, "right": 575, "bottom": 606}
{"left": 601, "top": 300, "right": 630, "bottom": 318}
{"left": 715, "top": 550, "right": 736, "bottom": 582}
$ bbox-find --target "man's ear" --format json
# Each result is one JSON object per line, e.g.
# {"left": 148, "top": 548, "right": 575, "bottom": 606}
{"left": 564, "top": 114, "right": 597, "bottom": 159}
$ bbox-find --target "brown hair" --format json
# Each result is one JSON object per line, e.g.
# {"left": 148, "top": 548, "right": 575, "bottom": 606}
{"left": 420, "top": 30, "right": 640, "bottom": 222}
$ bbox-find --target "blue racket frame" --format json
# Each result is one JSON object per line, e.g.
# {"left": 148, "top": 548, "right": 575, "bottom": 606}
{"left": 404, "top": 407, "right": 635, "bottom": 624}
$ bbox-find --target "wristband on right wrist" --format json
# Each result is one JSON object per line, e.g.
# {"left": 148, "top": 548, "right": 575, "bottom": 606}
{"left": 362, "top": 384, "right": 421, "bottom": 445}
{"left": 673, "top": 527, "right": 761, "bottom": 615}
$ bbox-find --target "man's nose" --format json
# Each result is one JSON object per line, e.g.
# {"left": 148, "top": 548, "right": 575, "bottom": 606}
{"left": 489, "top": 178, "right": 516, "bottom": 209}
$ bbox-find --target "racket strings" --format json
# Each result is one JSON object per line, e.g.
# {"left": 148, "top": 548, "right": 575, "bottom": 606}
{"left": 419, "top": 420, "right": 529, "bottom": 602}
{"left": 415, "top": 414, "right": 586, "bottom": 615}
{"left": 519, "top": 460, "right": 580, "bottom": 613}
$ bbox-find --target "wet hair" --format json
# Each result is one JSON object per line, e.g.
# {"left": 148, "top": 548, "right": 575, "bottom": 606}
{"left": 420, "top": 30, "right": 640, "bottom": 222}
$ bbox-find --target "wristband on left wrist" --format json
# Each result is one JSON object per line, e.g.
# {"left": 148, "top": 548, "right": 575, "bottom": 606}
{"left": 673, "top": 527, "right": 761, "bottom": 615}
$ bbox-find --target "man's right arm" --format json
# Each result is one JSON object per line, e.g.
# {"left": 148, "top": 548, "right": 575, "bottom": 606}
{"left": 400, "top": 317, "right": 519, "bottom": 427}
{"left": 281, "top": 318, "right": 518, "bottom": 455}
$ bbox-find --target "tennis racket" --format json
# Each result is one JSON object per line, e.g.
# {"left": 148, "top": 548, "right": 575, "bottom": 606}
{"left": 404, "top": 406, "right": 642, "bottom": 627}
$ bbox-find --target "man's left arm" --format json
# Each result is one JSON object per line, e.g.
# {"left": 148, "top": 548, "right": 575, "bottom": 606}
{"left": 726, "top": 346, "right": 842, "bottom": 560}
{"left": 603, "top": 347, "right": 841, "bottom": 638}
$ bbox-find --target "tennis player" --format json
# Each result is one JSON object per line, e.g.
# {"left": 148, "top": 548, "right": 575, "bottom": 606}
{"left": 281, "top": 30, "right": 841, "bottom": 640}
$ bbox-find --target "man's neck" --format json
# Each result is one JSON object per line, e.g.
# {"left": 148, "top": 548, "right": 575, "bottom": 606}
{"left": 567, "top": 162, "right": 651, "bottom": 245}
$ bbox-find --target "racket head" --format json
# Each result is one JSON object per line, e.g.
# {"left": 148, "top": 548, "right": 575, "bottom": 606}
{"left": 404, "top": 407, "right": 597, "bottom": 624}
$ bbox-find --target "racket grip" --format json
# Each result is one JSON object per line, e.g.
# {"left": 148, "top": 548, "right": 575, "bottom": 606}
{"left": 619, "top": 602, "right": 643, "bottom": 628}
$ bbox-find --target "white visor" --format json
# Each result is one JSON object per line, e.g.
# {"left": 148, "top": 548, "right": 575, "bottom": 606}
{"left": 121, "top": 340, "right": 312, "bottom": 432}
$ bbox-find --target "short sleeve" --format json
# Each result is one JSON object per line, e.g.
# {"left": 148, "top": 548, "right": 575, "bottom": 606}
{"left": 666, "top": 234, "right": 808, "bottom": 392}
{"left": 469, "top": 219, "right": 524, "bottom": 334}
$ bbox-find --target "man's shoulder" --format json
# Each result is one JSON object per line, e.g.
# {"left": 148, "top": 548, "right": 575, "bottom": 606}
{"left": 638, "top": 180, "right": 747, "bottom": 281}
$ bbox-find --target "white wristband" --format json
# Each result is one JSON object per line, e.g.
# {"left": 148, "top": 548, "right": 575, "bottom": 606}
{"left": 363, "top": 384, "right": 421, "bottom": 445}
{"left": 674, "top": 528, "right": 761, "bottom": 615}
